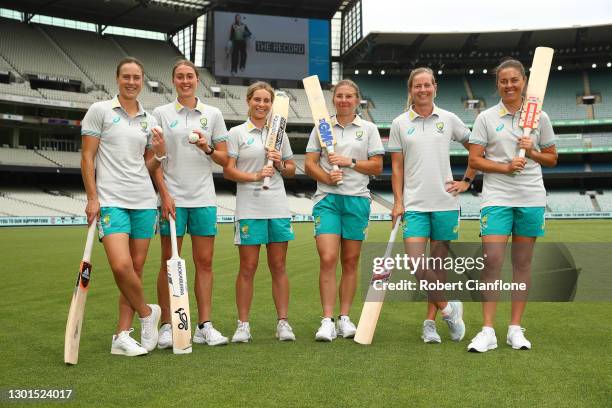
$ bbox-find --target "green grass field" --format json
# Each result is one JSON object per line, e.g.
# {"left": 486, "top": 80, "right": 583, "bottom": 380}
{"left": 1, "top": 220, "right": 611, "bottom": 407}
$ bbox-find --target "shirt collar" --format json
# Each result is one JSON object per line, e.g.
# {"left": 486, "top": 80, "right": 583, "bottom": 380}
{"left": 331, "top": 114, "right": 362, "bottom": 127}
{"left": 111, "top": 95, "right": 145, "bottom": 116}
{"left": 407, "top": 104, "right": 441, "bottom": 121}
{"left": 245, "top": 117, "right": 263, "bottom": 132}
{"left": 497, "top": 100, "right": 518, "bottom": 117}
{"left": 174, "top": 97, "right": 205, "bottom": 113}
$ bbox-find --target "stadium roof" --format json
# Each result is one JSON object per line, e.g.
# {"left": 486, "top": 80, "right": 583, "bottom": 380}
{"left": 0, "top": 0, "right": 343, "bottom": 33}
{"left": 0, "top": 0, "right": 208, "bottom": 33}
{"left": 343, "top": 25, "right": 612, "bottom": 74}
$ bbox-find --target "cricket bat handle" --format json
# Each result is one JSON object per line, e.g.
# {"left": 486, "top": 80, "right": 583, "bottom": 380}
{"left": 327, "top": 146, "right": 343, "bottom": 186}
{"left": 168, "top": 215, "right": 179, "bottom": 258}
{"left": 82, "top": 222, "right": 97, "bottom": 262}
{"left": 263, "top": 159, "right": 273, "bottom": 190}
{"left": 516, "top": 128, "right": 531, "bottom": 172}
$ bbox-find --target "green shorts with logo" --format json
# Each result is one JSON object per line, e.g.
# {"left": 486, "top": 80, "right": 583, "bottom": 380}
{"left": 312, "top": 194, "right": 370, "bottom": 241}
{"left": 234, "top": 218, "right": 294, "bottom": 245}
{"left": 159, "top": 206, "right": 217, "bottom": 237}
{"left": 98, "top": 207, "right": 157, "bottom": 239}
{"left": 480, "top": 206, "right": 546, "bottom": 237}
{"left": 402, "top": 210, "right": 460, "bottom": 241}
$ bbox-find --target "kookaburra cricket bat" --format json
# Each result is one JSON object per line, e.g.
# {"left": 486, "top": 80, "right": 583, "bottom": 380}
{"left": 263, "top": 91, "right": 290, "bottom": 190}
{"left": 167, "top": 216, "right": 192, "bottom": 354}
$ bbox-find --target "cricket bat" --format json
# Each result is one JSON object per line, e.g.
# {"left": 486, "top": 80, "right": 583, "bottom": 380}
{"left": 518, "top": 46, "right": 554, "bottom": 158}
{"left": 167, "top": 216, "right": 192, "bottom": 354}
{"left": 302, "top": 75, "right": 343, "bottom": 185}
{"left": 64, "top": 222, "right": 97, "bottom": 365}
{"left": 263, "top": 91, "right": 290, "bottom": 190}
{"left": 354, "top": 219, "right": 401, "bottom": 345}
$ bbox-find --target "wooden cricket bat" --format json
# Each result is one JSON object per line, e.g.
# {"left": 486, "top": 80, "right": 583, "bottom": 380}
{"left": 64, "top": 222, "right": 97, "bottom": 364}
{"left": 167, "top": 216, "right": 192, "bottom": 354}
{"left": 354, "top": 219, "right": 401, "bottom": 345}
{"left": 263, "top": 91, "right": 290, "bottom": 190}
{"left": 518, "top": 46, "right": 554, "bottom": 158}
{"left": 302, "top": 75, "right": 343, "bottom": 185}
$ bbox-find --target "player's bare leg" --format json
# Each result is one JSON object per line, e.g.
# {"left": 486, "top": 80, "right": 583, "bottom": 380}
{"left": 506, "top": 235, "right": 536, "bottom": 350}
{"left": 236, "top": 245, "right": 260, "bottom": 322}
{"left": 316, "top": 234, "right": 341, "bottom": 317}
{"left": 338, "top": 239, "right": 362, "bottom": 316}
{"left": 267, "top": 242, "right": 295, "bottom": 341}
{"left": 192, "top": 236, "right": 215, "bottom": 323}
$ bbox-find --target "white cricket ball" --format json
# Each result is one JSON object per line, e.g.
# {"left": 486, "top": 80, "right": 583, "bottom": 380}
{"left": 188, "top": 132, "right": 199, "bottom": 143}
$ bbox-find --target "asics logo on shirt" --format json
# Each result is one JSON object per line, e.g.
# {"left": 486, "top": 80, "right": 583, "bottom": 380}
{"left": 496, "top": 123, "right": 504, "bottom": 132}
{"left": 112, "top": 116, "right": 120, "bottom": 124}
{"left": 407, "top": 127, "right": 415, "bottom": 135}
{"left": 170, "top": 120, "right": 178, "bottom": 128}
{"left": 247, "top": 137, "right": 254, "bottom": 145}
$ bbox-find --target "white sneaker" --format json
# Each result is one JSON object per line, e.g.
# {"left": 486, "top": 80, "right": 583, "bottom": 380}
{"left": 507, "top": 325, "right": 532, "bottom": 350}
{"left": 111, "top": 329, "right": 148, "bottom": 356}
{"left": 139, "top": 304, "right": 161, "bottom": 352}
{"left": 467, "top": 328, "right": 498, "bottom": 353}
{"left": 157, "top": 323, "right": 172, "bottom": 349}
{"left": 422, "top": 320, "right": 442, "bottom": 343}
{"left": 337, "top": 315, "right": 357, "bottom": 338}
{"left": 194, "top": 322, "right": 229, "bottom": 346}
{"left": 276, "top": 319, "right": 296, "bottom": 341}
{"left": 315, "top": 317, "right": 337, "bottom": 342}
{"left": 231, "top": 320, "right": 252, "bottom": 343}
{"left": 442, "top": 301, "right": 466, "bottom": 341}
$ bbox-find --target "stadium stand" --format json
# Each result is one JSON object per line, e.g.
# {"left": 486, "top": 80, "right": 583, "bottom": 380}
{"left": 543, "top": 72, "right": 589, "bottom": 121}
{"left": 1, "top": 188, "right": 82, "bottom": 216}
{"left": 0, "top": 147, "right": 56, "bottom": 167}
{"left": 597, "top": 190, "right": 612, "bottom": 211}
{"left": 590, "top": 71, "right": 612, "bottom": 119}
{"left": 546, "top": 191, "right": 594, "bottom": 213}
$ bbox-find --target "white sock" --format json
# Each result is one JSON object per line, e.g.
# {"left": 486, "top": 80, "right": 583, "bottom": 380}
{"left": 483, "top": 326, "right": 495, "bottom": 334}
{"left": 508, "top": 324, "right": 521, "bottom": 331}
{"left": 440, "top": 304, "right": 452, "bottom": 316}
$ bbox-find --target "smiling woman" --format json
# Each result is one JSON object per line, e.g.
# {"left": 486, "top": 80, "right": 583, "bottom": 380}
{"left": 80, "top": 56, "right": 166, "bottom": 358}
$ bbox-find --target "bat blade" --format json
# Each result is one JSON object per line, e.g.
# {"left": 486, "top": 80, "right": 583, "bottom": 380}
{"left": 354, "top": 219, "right": 401, "bottom": 345}
{"left": 518, "top": 46, "right": 554, "bottom": 158}
{"left": 64, "top": 222, "right": 96, "bottom": 365}
{"left": 302, "top": 75, "right": 343, "bottom": 185}
{"left": 263, "top": 91, "right": 290, "bottom": 190}
{"left": 167, "top": 217, "right": 192, "bottom": 354}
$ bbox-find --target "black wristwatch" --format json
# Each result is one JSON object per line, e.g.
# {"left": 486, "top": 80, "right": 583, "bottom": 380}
{"left": 349, "top": 158, "right": 357, "bottom": 169}
{"left": 205, "top": 144, "right": 215, "bottom": 155}
{"left": 462, "top": 176, "right": 472, "bottom": 184}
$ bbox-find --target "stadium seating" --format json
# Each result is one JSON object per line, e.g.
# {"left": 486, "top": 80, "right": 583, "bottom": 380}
{"left": 596, "top": 190, "right": 612, "bottom": 211}
{"left": 0, "top": 147, "right": 56, "bottom": 167}
{"left": 543, "top": 72, "right": 588, "bottom": 121}
{"left": 546, "top": 191, "right": 594, "bottom": 212}
{"left": 1, "top": 188, "right": 83, "bottom": 216}
{"left": 590, "top": 71, "right": 612, "bottom": 119}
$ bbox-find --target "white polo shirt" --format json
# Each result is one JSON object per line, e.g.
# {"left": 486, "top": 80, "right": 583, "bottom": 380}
{"left": 305, "top": 115, "right": 384, "bottom": 204}
{"left": 387, "top": 105, "right": 471, "bottom": 212}
{"left": 81, "top": 96, "right": 158, "bottom": 209}
{"left": 469, "top": 100, "right": 556, "bottom": 208}
{"left": 152, "top": 98, "right": 228, "bottom": 207}
{"left": 227, "top": 118, "right": 293, "bottom": 220}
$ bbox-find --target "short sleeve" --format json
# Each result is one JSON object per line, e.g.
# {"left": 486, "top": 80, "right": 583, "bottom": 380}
{"left": 469, "top": 114, "right": 488, "bottom": 146}
{"left": 366, "top": 124, "right": 385, "bottom": 157}
{"left": 537, "top": 112, "right": 556, "bottom": 149}
{"left": 280, "top": 133, "right": 293, "bottom": 160}
{"left": 227, "top": 127, "right": 240, "bottom": 158}
{"left": 81, "top": 103, "right": 105, "bottom": 138}
{"left": 450, "top": 114, "right": 471, "bottom": 143}
{"left": 211, "top": 109, "right": 229, "bottom": 144}
{"left": 305, "top": 127, "right": 321, "bottom": 153}
{"left": 386, "top": 119, "right": 402, "bottom": 152}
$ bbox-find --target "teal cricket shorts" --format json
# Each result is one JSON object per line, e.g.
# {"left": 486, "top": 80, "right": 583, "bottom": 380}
{"left": 159, "top": 206, "right": 217, "bottom": 237}
{"left": 98, "top": 207, "right": 157, "bottom": 239}
{"left": 480, "top": 206, "right": 546, "bottom": 237}
{"left": 312, "top": 194, "right": 370, "bottom": 241}
{"left": 402, "top": 210, "right": 460, "bottom": 241}
{"left": 234, "top": 218, "right": 294, "bottom": 245}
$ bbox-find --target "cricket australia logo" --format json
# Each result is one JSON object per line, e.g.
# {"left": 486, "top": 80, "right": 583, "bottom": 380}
{"left": 174, "top": 307, "right": 189, "bottom": 330}
{"left": 435, "top": 122, "right": 445, "bottom": 133}
{"left": 200, "top": 117, "right": 208, "bottom": 129}
{"left": 241, "top": 224, "right": 250, "bottom": 238}
{"left": 140, "top": 120, "right": 149, "bottom": 133}
{"left": 355, "top": 130, "right": 364, "bottom": 141}
{"left": 481, "top": 215, "right": 489, "bottom": 229}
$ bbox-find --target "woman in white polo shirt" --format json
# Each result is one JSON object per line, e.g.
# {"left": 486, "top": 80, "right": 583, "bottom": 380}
{"left": 388, "top": 67, "right": 475, "bottom": 344}
{"left": 224, "top": 81, "right": 297, "bottom": 342}
{"left": 81, "top": 57, "right": 162, "bottom": 357}
{"left": 151, "top": 60, "right": 230, "bottom": 348}
{"left": 305, "top": 79, "right": 385, "bottom": 342}
{"left": 467, "top": 58, "right": 557, "bottom": 353}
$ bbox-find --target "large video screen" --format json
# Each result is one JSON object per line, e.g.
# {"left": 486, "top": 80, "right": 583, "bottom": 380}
{"left": 213, "top": 11, "right": 330, "bottom": 82}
